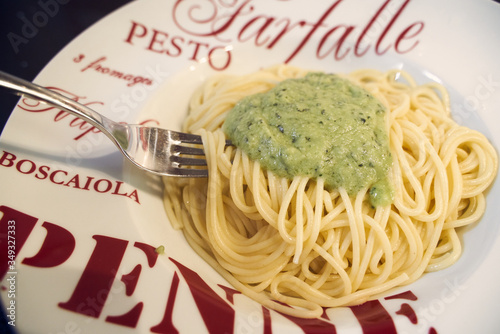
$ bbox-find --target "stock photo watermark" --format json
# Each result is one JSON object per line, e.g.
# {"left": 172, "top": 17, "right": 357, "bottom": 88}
{"left": 5, "top": 219, "right": 17, "bottom": 327}
{"left": 6, "top": 0, "right": 72, "bottom": 54}
{"left": 396, "top": 277, "right": 469, "bottom": 334}
{"left": 64, "top": 63, "right": 171, "bottom": 167}
{"left": 453, "top": 74, "right": 499, "bottom": 125}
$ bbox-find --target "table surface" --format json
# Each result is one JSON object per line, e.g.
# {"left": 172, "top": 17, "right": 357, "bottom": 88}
{"left": 0, "top": 1, "right": 132, "bottom": 332}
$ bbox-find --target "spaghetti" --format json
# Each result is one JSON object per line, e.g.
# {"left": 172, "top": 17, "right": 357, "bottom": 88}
{"left": 162, "top": 65, "right": 498, "bottom": 318}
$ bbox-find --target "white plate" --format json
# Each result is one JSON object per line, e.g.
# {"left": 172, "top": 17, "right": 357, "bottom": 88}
{"left": 1, "top": 0, "right": 500, "bottom": 333}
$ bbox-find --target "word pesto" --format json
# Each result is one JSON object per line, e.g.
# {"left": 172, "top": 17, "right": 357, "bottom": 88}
{"left": 223, "top": 72, "right": 393, "bottom": 206}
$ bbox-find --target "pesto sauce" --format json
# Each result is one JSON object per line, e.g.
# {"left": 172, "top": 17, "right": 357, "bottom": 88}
{"left": 223, "top": 72, "right": 393, "bottom": 206}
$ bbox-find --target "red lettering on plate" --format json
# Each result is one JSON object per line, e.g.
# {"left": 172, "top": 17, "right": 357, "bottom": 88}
{"left": 125, "top": 21, "right": 148, "bottom": 44}
{"left": 80, "top": 56, "right": 153, "bottom": 87}
{"left": 354, "top": 0, "right": 389, "bottom": 56}
{"left": 18, "top": 87, "right": 82, "bottom": 113}
{"left": 94, "top": 179, "right": 113, "bottom": 193}
{"left": 106, "top": 302, "right": 144, "bottom": 328}
{"left": 263, "top": 306, "right": 272, "bottom": 334}
{"left": 169, "top": 0, "right": 424, "bottom": 63}
{"left": 56, "top": 236, "right": 159, "bottom": 327}
{"left": 316, "top": 23, "right": 355, "bottom": 61}
{"left": 396, "top": 303, "right": 417, "bottom": 324}
{"left": 123, "top": 19, "right": 232, "bottom": 71}
{"left": 395, "top": 20, "right": 424, "bottom": 53}
{"left": 385, "top": 291, "right": 419, "bottom": 327}
{"left": 218, "top": 284, "right": 241, "bottom": 304}
{"left": 170, "top": 257, "right": 235, "bottom": 334}
{"left": 278, "top": 310, "right": 337, "bottom": 333}
{"left": 0, "top": 151, "right": 16, "bottom": 168}
{"left": 120, "top": 264, "right": 142, "bottom": 297}
{"left": 172, "top": 0, "right": 253, "bottom": 37}
{"left": 134, "top": 241, "right": 159, "bottom": 267}
{"left": 21, "top": 221, "right": 75, "bottom": 267}
{"left": 15, "top": 159, "right": 36, "bottom": 174}
{"left": 0, "top": 205, "right": 38, "bottom": 280}
{"left": 150, "top": 272, "right": 180, "bottom": 334}
{"left": 238, "top": 15, "right": 308, "bottom": 48}
{"left": 350, "top": 300, "right": 396, "bottom": 334}
{"left": 147, "top": 29, "right": 170, "bottom": 53}
{"left": 50, "top": 170, "right": 68, "bottom": 185}
{"left": 112, "top": 181, "right": 130, "bottom": 196}
{"left": 17, "top": 87, "right": 102, "bottom": 141}
{"left": 81, "top": 176, "right": 95, "bottom": 190}
{"left": 385, "top": 290, "right": 418, "bottom": 301}
{"left": 0, "top": 150, "right": 141, "bottom": 204}
{"left": 58, "top": 235, "right": 129, "bottom": 318}
{"left": 288, "top": 0, "right": 344, "bottom": 63}
{"left": 374, "top": 0, "right": 412, "bottom": 55}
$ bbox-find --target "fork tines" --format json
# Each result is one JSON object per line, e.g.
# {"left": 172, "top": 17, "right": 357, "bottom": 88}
{"left": 171, "top": 144, "right": 206, "bottom": 159}
{"left": 170, "top": 132, "right": 208, "bottom": 178}
{"left": 174, "top": 132, "right": 203, "bottom": 145}
{"left": 168, "top": 131, "right": 232, "bottom": 177}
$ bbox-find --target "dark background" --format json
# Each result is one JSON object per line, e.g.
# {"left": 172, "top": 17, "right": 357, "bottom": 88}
{"left": 0, "top": 0, "right": 132, "bottom": 135}
{"left": 0, "top": 1, "right": 132, "bottom": 332}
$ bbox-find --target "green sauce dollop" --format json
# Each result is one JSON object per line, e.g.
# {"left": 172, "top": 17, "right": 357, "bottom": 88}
{"left": 223, "top": 72, "right": 393, "bottom": 206}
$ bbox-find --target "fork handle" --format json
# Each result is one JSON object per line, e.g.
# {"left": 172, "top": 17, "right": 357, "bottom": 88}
{"left": 0, "top": 70, "right": 125, "bottom": 146}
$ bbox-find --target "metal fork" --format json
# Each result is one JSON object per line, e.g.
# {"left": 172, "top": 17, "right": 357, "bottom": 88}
{"left": 0, "top": 70, "right": 210, "bottom": 177}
